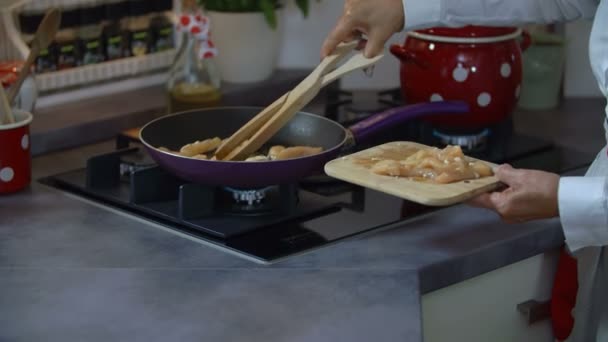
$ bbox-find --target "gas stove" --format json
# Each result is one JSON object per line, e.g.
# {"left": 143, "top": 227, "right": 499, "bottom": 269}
{"left": 40, "top": 88, "right": 594, "bottom": 263}
{"left": 40, "top": 143, "right": 437, "bottom": 263}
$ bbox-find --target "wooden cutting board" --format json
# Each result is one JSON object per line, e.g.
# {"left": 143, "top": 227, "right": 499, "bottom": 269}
{"left": 324, "top": 141, "right": 502, "bottom": 206}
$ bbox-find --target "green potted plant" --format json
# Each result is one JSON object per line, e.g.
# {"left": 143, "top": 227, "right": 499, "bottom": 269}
{"left": 198, "top": 0, "right": 318, "bottom": 83}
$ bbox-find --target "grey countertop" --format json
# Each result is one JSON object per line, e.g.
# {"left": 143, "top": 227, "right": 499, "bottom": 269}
{"left": 1, "top": 92, "right": 606, "bottom": 341}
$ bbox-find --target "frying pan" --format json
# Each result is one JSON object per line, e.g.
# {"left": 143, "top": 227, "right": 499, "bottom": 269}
{"left": 139, "top": 101, "right": 469, "bottom": 188}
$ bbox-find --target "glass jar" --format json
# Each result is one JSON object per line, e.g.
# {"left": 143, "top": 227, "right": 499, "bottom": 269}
{"left": 78, "top": 0, "right": 105, "bottom": 65}
{"left": 167, "top": 4, "right": 221, "bottom": 113}
{"left": 55, "top": 2, "right": 83, "bottom": 70}
{"left": 127, "top": 0, "right": 153, "bottom": 56}
{"left": 150, "top": 0, "right": 174, "bottom": 52}
{"left": 103, "top": 0, "right": 130, "bottom": 60}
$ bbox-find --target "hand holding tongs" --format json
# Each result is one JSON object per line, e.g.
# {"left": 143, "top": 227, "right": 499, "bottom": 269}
{"left": 214, "top": 41, "right": 384, "bottom": 161}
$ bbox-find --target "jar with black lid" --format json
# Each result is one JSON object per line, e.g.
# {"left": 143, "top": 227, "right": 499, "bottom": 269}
{"left": 55, "top": 2, "right": 82, "bottom": 70}
{"left": 103, "top": 0, "right": 130, "bottom": 60}
{"left": 127, "top": 0, "right": 153, "bottom": 56}
{"left": 150, "top": 0, "right": 174, "bottom": 52}
{"left": 78, "top": 0, "right": 105, "bottom": 65}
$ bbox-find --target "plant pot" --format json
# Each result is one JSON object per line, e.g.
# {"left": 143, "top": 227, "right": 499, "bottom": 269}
{"left": 208, "top": 10, "right": 283, "bottom": 83}
{"left": 390, "top": 26, "right": 531, "bottom": 130}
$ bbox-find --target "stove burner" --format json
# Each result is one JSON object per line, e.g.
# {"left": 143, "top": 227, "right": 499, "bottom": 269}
{"left": 219, "top": 185, "right": 300, "bottom": 216}
{"left": 224, "top": 186, "right": 273, "bottom": 206}
{"left": 119, "top": 150, "right": 157, "bottom": 176}
{"left": 432, "top": 129, "right": 490, "bottom": 152}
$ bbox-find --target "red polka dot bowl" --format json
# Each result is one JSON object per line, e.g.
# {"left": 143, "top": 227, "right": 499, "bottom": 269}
{"left": 390, "top": 26, "right": 531, "bottom": 130}
{"left": 0, "top": 110, "right": 32, "bottom": 194}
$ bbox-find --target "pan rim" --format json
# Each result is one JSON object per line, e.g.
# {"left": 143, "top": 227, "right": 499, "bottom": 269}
{"left": 139, "top": 106, "right": 349, "bottom": 164}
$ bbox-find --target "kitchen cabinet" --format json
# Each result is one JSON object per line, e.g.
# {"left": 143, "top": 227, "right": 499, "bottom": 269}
{"left": 422, "top": 250, "right": 560, "bottom": 342}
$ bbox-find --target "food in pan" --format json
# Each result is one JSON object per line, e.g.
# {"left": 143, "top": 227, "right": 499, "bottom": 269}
{"left": 157, "top": 138, "right": 323, "bottom": 161}
{"left": 243, "top": 146, "right": 324, "bottom": 161}
{"left": 367, "top": 145, "right": 493, "bottom": 184}
{"left": 179, "top": 137, "right": 222, "bottom": 157}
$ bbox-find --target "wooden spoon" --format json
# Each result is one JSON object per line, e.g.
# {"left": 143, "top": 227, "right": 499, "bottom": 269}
{"left": 7, "top": 7, "right": 61, "bottom": 105}
{"left": 214, "top": 41, "right": 358, "bottom": 160}
{"left": 212, "top": 52, "right": 383, "bottom": 160}
{"left": 216, "top": 42, "right": 383, "bottom": 161}
{"left": 0, "top": 85, "right": 15, "bottom": 125}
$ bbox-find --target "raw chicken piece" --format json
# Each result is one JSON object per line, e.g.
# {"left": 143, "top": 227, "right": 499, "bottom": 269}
{"left": 268, "top": 145, "right": 286, "bottom": 160}
{"left": 370, "top": 145, "right": 494, "bottom": 184}
{"left": 245, "top": 155, "right": 269, "bottom": 162}
{"left": 275, "top": 146, "right": 323, "bottom": 160}
{"left": 179, "top": 137, "right": 222, "bottom": 157}
{"left": 371, "top": 160, "right": 402, "bottom": 176}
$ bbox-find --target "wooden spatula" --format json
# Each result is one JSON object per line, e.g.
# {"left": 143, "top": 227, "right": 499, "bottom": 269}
{"left": 215, "top": 42, "right": 383, "bottom": 161}
{"left": 7, "top": 7, "right": 61, "bottom": 105}
{"left": 213, "top": 41, "right": 358, "bottom": 160}
{"left": 0, "top": 85, "right": 14, "bottom": 125}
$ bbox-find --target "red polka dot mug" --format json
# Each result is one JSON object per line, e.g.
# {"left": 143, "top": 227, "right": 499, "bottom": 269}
{"left": 0, "top": 110, "right": 32, "bottom": 194}
{"left": 391, "top": 26, "right": 531, "bottom": 130}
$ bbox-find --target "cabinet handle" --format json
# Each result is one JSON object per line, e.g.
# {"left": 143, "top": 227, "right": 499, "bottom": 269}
{"left": 517, "top": 300, "right": 551, "bottom": 325}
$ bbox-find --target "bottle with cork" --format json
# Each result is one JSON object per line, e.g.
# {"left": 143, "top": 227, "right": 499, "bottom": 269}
{"left": 166, "top": 0, "right": 222, "bottom": 113}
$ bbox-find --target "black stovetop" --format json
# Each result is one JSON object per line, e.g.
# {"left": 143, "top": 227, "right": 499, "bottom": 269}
{"left": 38, "top": 87, "right": 594, "bottom": 263}
{"left": 40, "top": 130, "right": 592, "bottom": 263}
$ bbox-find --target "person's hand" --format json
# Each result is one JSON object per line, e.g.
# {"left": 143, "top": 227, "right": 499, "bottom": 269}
{"left": 467, "top": 164, "right": 560, "bottom": 223}
{"left": 321, "top": 0, "right": 405, "bottom": 59}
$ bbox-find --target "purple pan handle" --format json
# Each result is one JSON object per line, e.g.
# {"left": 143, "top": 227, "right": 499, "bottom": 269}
{"left": 347, "top": 101, "right": 470, "bottom": 144}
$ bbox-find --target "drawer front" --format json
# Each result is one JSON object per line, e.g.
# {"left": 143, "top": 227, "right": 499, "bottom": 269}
{"left": 422, "top": 250, "right": 559, "bottom": 342}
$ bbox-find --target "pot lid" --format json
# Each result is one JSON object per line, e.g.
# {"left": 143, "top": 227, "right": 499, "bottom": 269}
{"left": 415, "top": 26, "right": 519, "bottom": 38}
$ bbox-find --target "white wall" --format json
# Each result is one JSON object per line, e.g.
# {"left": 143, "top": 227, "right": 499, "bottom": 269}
{"left": 563, "top": 19, "right": 603, "bottom": 98}
{"left": 276, "top": 1, "right": 404, "bottom": 91}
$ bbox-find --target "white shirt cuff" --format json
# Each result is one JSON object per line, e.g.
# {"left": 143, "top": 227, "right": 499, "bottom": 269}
{"left": 402, "top": 0, "right": 442, "bottom": 31}
{"left": 558, "top": 176, "right": 608, "bottom": 252}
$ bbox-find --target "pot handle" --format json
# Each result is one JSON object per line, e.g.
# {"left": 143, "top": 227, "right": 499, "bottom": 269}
{"left": 389, "top": 45, "right": 429, "bottom": 68}
{"left": 520, "top": 30, "right": 532, "bottom": 52}
{"left": 348, "top": 101, "right": 470, "bottom": 144}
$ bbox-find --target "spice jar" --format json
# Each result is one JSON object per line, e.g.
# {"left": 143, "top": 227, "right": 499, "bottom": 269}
{"left": 167, "top": 0, "right": 222, "bottom": 113}
{"left": 150, "top": 0, "right": 174, "bottom": 52}
{"left": 78, "top": 0, "right": 105, "bottom": 65}
{"left": 55, "top": 2, "right": 82, "bottom": 70}
{"left": 103, "top": 0, "right": 130, "bottom": 60}
{"left": 127, "top": 0, "right": 153, "bottom": 56}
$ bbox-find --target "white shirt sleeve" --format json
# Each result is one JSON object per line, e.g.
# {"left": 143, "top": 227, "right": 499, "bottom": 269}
{"left": 559, "top": 177, "right": 608, "bottom": 252}
{"left": 402, "top": 0, "right": 599, "bottom": 30}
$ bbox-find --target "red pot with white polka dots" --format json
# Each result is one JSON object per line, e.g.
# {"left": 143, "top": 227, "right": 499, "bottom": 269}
{"left": 390, "top": 26, "right": 531, "bottom": 130}
{"left": 0, "top": 110, "right": 32, "bottom": 194}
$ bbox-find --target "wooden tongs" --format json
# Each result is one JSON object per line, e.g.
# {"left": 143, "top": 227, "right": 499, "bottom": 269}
{"left": 214, "top": 41, "right": 384, "bottom": 161}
